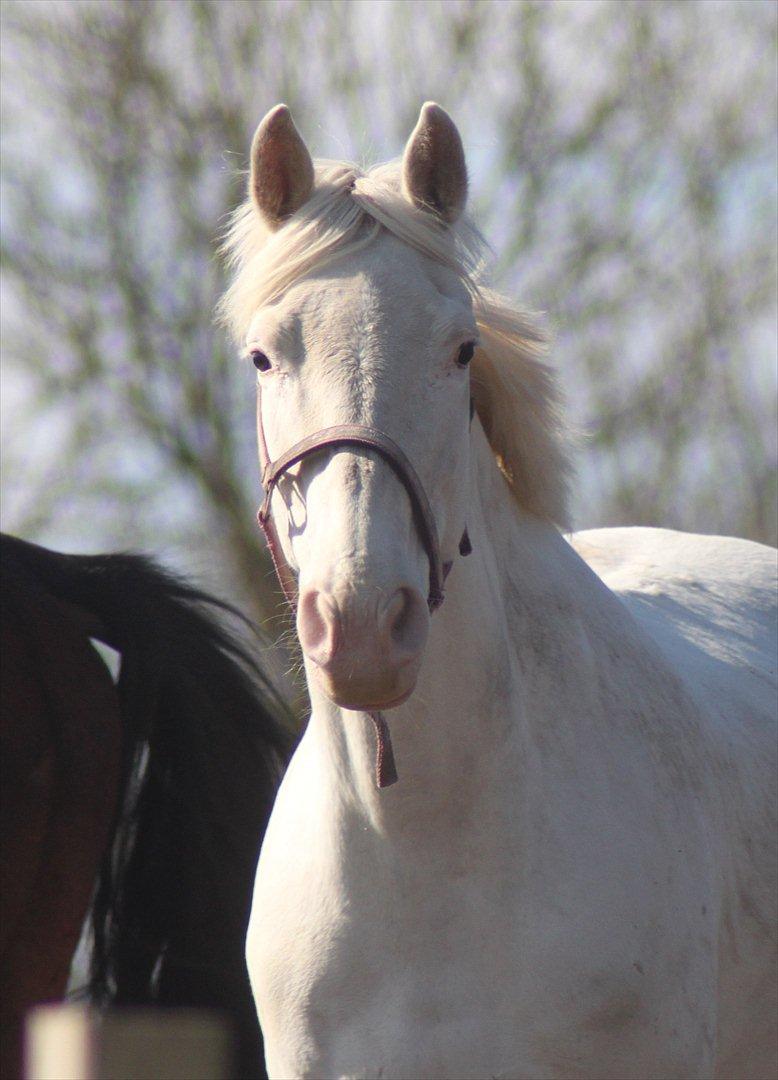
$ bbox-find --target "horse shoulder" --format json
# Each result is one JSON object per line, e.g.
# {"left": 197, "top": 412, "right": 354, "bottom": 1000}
{"left": 569, "top": 525, "right": 776, "bottom": 858}
{"left": 571, "top": 526, "right": 778, "bottom": 1076}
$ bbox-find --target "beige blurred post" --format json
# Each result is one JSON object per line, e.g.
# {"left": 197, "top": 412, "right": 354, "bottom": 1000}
{"left": 25, "top": 1006, "right": 232, "bottom": 1080}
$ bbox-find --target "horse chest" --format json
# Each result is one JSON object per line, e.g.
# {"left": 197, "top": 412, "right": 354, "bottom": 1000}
{"left": 250, "top": 873, "right": 711, "bottom": 1080}
{"left": 250, "top": 852, "right": 524, "bottom": 1077}
{"left": 248, "top": 758, "right": 715, "bottom": 1079}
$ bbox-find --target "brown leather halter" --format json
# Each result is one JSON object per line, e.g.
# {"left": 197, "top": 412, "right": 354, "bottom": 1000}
{"left": 256, "top": 386, "right": 472, "bottom": 788}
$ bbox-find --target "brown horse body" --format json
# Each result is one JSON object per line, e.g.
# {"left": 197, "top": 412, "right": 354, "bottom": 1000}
{"left": 1, "top": 552, "right": 121, "bottom": 1078}
{"left": 0, "top": 536, "right": 289, "bottom": 1079}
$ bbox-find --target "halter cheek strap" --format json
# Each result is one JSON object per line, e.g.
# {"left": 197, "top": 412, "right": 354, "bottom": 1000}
{"left": 255, "top": 387, "right": 473, "bottom": 788}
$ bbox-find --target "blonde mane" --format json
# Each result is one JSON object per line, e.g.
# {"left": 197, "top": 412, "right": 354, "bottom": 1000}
{"left": 219, "top": 159, "right": 572, "bottom": 528}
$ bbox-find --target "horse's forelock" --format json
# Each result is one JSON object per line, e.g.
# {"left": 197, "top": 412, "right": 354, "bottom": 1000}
{"left": 218, "top": 159, "right": 572, "bottom": 528}
{"left": 217, "top": 159, "right": 483, "bottom": 339}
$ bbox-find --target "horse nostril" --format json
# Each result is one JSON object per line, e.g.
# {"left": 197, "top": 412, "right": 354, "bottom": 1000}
{"left": 383, "top": 587, "right": 429, "bottom": 657}
{"left": 298, "top": 589, "right": 340, "bottom": 662}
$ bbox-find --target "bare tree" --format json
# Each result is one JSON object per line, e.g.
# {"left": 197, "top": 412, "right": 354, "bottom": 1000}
{"left": 1, "top": 1, "right": 775, "bottom": 681}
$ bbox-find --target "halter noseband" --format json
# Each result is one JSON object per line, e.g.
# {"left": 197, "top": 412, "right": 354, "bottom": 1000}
{"left": 256, "top": 388, "right": 472, "bottom": 788}
{"left": 259, "top": 424, "right": 453, "bottom": 612}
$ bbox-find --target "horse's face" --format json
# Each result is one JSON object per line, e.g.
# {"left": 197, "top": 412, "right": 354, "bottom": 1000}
{"left": 246, "top": 104, "right": 473, "bottom": 711}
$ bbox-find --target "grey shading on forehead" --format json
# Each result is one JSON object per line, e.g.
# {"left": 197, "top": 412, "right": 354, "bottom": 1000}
{"left": 247, "top": 306, "right": 302, "bottom": 353}
{"left": 426, "top": 260, "right": 474, "bottom": 303}
{"left": 430, "top": 308, "right": 479, "bottom": 347}
{"left": 262, "top": 235, "right": 476, "bottom": 351}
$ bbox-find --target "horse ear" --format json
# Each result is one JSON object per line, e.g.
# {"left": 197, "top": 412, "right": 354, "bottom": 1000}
{"left": 249, "top": 104, "right": 314, "bottom": 230}
{"left": 402, "top": 102, "right": 467, "bottom": 223}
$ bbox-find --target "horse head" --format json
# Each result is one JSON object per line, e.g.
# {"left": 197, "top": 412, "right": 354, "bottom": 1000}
{"left": 231, "top": 103, "right": 477, "bottom": 711}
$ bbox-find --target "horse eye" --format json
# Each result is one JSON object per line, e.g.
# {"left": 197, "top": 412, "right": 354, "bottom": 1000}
{"left": 251, "top": 349, "right": 271, "bottom": 372}
{"left": 457, "top": 341, "right": 475, "bottom": 367}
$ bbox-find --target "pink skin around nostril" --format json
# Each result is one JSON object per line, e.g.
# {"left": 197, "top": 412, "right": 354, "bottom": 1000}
{"left": 297, "top": 584, "right": 428, "bottom": 710}
{"left": 381, "top": 587, "right": 429, "bottom": 659}
{"left": 297, "top": 589, "right": 341, "bottom": 664}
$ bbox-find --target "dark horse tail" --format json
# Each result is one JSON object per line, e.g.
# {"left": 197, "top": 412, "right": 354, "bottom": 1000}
{"left": 1, "top": 534, "right": 292, "bottom": 1078}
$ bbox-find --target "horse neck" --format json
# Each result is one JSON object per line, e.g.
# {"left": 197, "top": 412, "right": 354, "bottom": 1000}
{"left": 305, "top": 422, "right": 639, "bottom": 829}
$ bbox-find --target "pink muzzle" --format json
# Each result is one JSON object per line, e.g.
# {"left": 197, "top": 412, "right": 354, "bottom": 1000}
{"left": 256, "top": 400, "right": 471, "bottom": 788}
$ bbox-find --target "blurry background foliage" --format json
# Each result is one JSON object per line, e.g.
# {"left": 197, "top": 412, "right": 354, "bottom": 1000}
{"left": 1, "top": 0, "right": 776, "bottom": 695}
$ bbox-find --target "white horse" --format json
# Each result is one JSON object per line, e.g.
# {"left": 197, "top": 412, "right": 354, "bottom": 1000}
{"left": 221, "top": 103, "right": 777, "bottom": 1080}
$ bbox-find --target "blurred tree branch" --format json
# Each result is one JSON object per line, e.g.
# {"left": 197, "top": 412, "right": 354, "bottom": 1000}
{"left": 1, "top": 0, "right": 775, "bottom": 710}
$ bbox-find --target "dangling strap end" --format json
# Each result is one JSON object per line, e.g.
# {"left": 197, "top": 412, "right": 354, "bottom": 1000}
{"left": 428, "top": 589, "right": 445, "bottom": 613}
{"left": 370, "top": 711, "right": 399, "bottom": 788}
{"left": 257, "top": 483, "right": 274, "bottom": 525}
